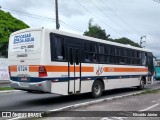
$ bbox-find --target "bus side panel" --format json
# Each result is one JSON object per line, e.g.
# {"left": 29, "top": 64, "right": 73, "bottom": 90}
{"left": 80, "top": 63, "right": 95, "bottom": 93}
{"left": 80, "top": 63, "right": 148, "bottom": 93}
{"left": 105, "top": 78, "right": 140, "bottom": 90}
{"left": 80, "top": 81, "right": 94, "bottom": 93}
{"left": 47, "top": 70, "right": 69, "bottom": 95}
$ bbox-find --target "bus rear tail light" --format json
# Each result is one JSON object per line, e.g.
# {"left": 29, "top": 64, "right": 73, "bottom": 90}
{"left": 39, "top": 66, "right": 47, "bottom": 77}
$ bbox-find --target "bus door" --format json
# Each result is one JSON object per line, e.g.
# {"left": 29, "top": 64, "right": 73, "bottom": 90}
{"left": 68, "top": 45, "right": 81, "bottom": 94}
{"left": 146, "top": 53, "right": 154, "bottom": 84}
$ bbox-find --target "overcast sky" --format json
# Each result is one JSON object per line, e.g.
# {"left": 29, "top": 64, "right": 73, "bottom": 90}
{"left": 0, "top": 0, "right": 160, "bottom": 58}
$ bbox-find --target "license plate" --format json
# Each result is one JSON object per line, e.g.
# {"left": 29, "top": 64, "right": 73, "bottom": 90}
{"left": 17, "top": 66, "right": 28, "bottom": 72}
{"left": 21, "top": 77, "right": 27, "bottom": 81}
{"left": 20, "top": 82, "right": 29, "bottom": 87}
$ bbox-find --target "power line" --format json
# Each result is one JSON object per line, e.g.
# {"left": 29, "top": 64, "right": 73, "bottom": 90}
{"left": 153, "top": 0, "right": 160, "bottom": 3}
{"left": 89, "top": 0, "right": 132, "bottom": 35}
{"left": 2, "top": 7, "right": 56, "bottom": 22}
{"left": 59, "top": 20, "right": 84, "bottom": 33}
{"left": 74, "top": 0, "right": 123, "bottom": 37}
{"left": 146, "top": 42, "right": 160, "bottom": 44}
{"left": 1, "top": 7, "right": 84, "bottom": 34}
{"left": 101, "top": 0, "right": 142, "bottom": 36}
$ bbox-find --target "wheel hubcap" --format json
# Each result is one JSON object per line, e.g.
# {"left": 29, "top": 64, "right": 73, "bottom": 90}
{"left": 94, "top": 84, "right": 100, "bottom": 94}
{"left": 141, "top": 80, "right": 144, "bottom": 88}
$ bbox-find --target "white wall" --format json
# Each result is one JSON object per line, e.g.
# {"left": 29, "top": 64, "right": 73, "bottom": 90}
{"left": 0, "top": 58, "right": 10, "bottom": 81}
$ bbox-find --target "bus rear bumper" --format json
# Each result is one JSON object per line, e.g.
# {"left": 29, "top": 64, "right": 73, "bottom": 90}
{"left": 10, "top": 80, "right": 51, "bottom": 92}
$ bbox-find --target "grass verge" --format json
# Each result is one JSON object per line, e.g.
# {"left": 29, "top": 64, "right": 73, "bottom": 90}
{"left": 139, "top": 89, "right": 160, "bottom": 95}
{"left": 0, "top": 87, "right": 15, "bottom": 91}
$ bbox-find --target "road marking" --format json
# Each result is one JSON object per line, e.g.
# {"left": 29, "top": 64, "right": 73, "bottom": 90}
{"left": 139, "top": 103, "right": 159, "bottom": 111}
{"left": 112, "top": 117, "right": 126, "bottom": 120}
{"left": 152, "top": 98, "right": 160, "bottom": 103}
{"left": 101, "top": 117, "right": 125, "bottom": 120}
{"left": 101, "top": 118, "right": 113, "bottom": 120}
{"left": 0, "top": 90, "right": 21, "bottom": 94}
{"left": 7, "top": 117, "right": 22, "bottom": 120}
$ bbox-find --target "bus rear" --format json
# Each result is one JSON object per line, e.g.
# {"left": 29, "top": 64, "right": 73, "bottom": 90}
{"left": 8, "top": 28, "right": 51, "bottom": 92}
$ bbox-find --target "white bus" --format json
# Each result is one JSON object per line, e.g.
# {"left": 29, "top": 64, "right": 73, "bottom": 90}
{"left": 8, "top": 28, "right": 154, "bottom": 98}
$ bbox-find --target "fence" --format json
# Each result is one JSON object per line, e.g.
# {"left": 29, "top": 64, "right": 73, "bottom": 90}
{"left": 0, "top": 58, "right": 10, "bottom": 83}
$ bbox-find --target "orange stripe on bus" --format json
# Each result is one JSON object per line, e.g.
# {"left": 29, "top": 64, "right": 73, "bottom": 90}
{"left": 104, "top": 67, "right": 148, "bottom": 72}
{"left": 43, "top": 66, "right": 93, "bottom": 72}
{"left": 70, "top": 66, "right": 93, "bottom": 72}
{"left": 9, "top": 66, "right": 17, "bottom": 72}
{"left": 82, "top": 66, "right": 94, "bottom": 72}
{"left": 46, "top": 66, "right": 68, "bottom": 72}
{"left": 9, "top": 65, "right": 147, "bottom": 73}
{"left": 45, "top": 66, "right": 93, "bottom": 72}
{"left": 29, "top": 66, "right": 39, "bottom": 72}
{"left": 69, "top": 66, "right": 79, "bottom": 72}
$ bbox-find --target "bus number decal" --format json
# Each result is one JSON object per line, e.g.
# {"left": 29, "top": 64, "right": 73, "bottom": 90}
{"left": 21, "top": 45, "right": 34, "bottom": 49}
{"left": 17, "top": 66, "right": 28, "bottom": 72}
{"left": 108, "top": 67, "right": 115, "bottom": 72}
{"left": 27, "top": 45, "right": 34, "bottom": 48}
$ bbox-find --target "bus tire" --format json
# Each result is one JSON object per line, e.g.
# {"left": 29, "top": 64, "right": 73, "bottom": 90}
{"left": 137, "top": 78, "right": 145, "bottom": 90}
{"left": 91, "top": 80, "right": 103, "bottom": 98}
{"left": 26, "top": 90, "right": 33, "bottom": 93}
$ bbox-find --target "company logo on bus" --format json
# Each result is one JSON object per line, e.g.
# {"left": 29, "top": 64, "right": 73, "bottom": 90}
{"left": 96, "top": 66, "right": 104, "bottom": 75}
{"left": 13, "top": 33, "right": 34, "bottom": 44}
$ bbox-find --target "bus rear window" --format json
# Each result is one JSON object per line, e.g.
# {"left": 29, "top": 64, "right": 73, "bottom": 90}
{"left": 9, "top": 31, "right": 41, "bottom": 53}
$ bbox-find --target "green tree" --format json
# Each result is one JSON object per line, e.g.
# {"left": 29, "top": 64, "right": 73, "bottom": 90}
{"left": 114, "top": 37, "right": 140, "bottom": 47}
{"left": 0, "top": 10, "right": 29, "bottom": 57}
{"left": 84, "top": 19, "right": 140, "bottom": 48}
{"left": 84, "top": 19, "right": 110, "bottom": 40}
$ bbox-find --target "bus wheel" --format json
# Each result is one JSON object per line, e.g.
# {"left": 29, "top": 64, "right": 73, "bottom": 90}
{"left": 137, "top": 78, "right": 145, "bottom": 90}
{"left": 91, "top": 80, "right": 103, "bottom": 98}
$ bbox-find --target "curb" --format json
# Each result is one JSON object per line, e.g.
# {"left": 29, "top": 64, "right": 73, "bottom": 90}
{"left": 0, "top": 90, "right": 21, "bottom": 93}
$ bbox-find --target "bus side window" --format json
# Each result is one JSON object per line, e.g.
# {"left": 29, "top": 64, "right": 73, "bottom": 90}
{"left": 99, "top": 45, "right": 105, "bottom": 63}
{"left": 84, "top": 42, "right": 90, "bottom": 62}
{"left": 141, "top": 52, "right": 146, "bottom": 66}
{"left": 50, "top": 35, "right": 65, "bottom": 61}
{"left": 91, "top": 43, "right": 98, "bottom": 63}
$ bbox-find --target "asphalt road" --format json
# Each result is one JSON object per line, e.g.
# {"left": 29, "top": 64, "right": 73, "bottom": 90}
{"left": 0, "top": 81, "right": 160, "bottom": 113}
{"left": 43, "top": 91, "right": 160, "bottom": 120}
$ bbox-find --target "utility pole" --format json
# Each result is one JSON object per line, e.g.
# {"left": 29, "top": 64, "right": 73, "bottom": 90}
{"left": 55, "top": 0, "right": 60, "bottom": 30}
{"left": 153, "top": 0, "right": 160, "bottom": 3}
{"left": 140, "top": 36, "right": 146, "bottom": 47}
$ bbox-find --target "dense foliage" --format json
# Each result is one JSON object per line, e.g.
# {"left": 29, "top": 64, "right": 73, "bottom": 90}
{"left": 84, "top": 19, "right": 110, "bottom": 40}
{"left": 84, "top": 19, "right": 141, "bottom": 48}
{"left": 114, "top": 37, "right": 140, "bottom": 47}
{"left": 0, "top": 10, "right": 29, "bottom": 57}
